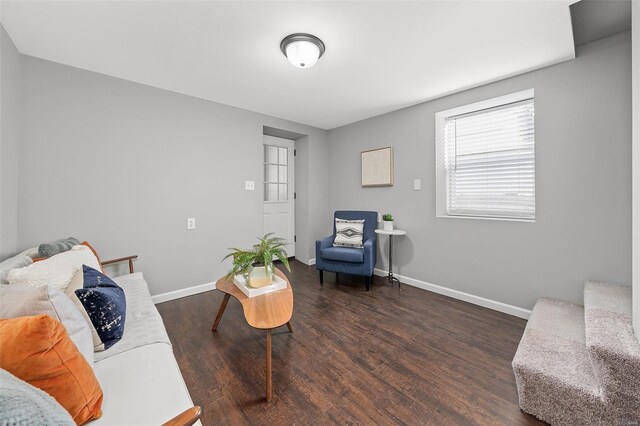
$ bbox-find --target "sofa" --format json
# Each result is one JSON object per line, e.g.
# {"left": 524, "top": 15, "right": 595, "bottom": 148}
{"left": 91, "top": 268, "right": 201, "bottom": 426}
{"left": 0, "top": 246, "right": 201, "bottom": 426}
{"left": 315, "top": 210, "right": 378, "bottom": 291}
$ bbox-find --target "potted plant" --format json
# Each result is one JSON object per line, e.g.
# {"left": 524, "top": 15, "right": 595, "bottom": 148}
{"left": 382, "top": 213, "right": 394, "bottom": 231}
{"left": 223, "top": 234, "right": 291, "bottom": 288}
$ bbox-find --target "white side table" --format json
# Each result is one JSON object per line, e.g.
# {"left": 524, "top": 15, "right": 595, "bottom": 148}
{"left": 374, "top": 229, "right": 407, "bottom": 288}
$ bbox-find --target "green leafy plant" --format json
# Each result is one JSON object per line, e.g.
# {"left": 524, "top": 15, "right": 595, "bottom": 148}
{"left": 382, "top": 213, "right": 394, "bottom": 221}
{"left": 222, "top": 233, "right": 290, "bottom": 278}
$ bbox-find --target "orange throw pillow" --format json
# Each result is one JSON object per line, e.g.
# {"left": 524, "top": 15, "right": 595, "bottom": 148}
{"left": 0, "top": 315, "right": 103, "bottom": 425}
{"left": 81, "top": 241, "right": 104, "bottom": 273}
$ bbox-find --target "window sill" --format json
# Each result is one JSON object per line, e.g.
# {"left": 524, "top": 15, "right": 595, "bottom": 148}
{"left": 436, "top": 213, "right": 535, "bottom": 223}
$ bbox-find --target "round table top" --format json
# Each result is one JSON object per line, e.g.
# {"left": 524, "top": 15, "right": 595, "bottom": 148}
{"left": 215, "top": 267, "right": 293, "bottom": 330}
{"left": 375, "top": 229, "right": 407, "bottom": 236}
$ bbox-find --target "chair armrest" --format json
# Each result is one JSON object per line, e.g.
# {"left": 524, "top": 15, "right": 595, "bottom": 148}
{"left": 363, "top": 238, "right": 375, "bottom": 253}
{"left": 363, "top": 237, "right": 377, "bottom": 269}
{"left": 101, "top": 255, "right": 138, "bottom": 274}
{"left": 315, "top": 236, "right": 333, "bottom": 269}
{"left": 162, "top": 406, "right": 202, "bottom": 426}
{"left": 318, "top": 235, "right": 333, "bottom": 250}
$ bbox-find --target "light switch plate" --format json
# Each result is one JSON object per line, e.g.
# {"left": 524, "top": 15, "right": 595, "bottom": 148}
{"left": 187, "top": 218, "right": 196, "bottom": 230}
{"left": 414, "top": 179, "right": 422, "bottom": 190}
{"left": 245, "top": 180, "right": 255, "bottom": 191}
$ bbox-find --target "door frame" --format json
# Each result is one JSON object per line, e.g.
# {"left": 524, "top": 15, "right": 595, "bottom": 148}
{"left": 262, "top": 135, "right": 295, "bottom": 258}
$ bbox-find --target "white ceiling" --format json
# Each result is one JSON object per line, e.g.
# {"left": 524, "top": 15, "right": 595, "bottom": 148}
{"left": 0, "top": 1, "right": 576, "bottom": 130}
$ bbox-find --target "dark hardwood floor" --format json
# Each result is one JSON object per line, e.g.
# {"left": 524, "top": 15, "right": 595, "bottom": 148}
{"left": 157, "top": 260, "right": 543, "bottom": 425}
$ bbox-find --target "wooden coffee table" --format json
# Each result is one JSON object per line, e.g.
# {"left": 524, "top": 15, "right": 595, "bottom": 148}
{"left": 211, "top": 267, "right": 293, "bottom": 402}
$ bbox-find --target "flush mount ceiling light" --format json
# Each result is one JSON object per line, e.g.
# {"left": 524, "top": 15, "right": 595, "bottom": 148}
{"left": 280, "top": 33, "right": 325, "bottom": 69}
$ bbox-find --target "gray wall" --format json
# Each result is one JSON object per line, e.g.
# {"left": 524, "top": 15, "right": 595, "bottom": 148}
{"left": 328, "top": 32, "right": 632, "bottom": 310}
{"left": 0, "top": 25, "right": 20, "bottom": 259}
{"left": 632, "top": 2, "right": 639, "bottom": 336}
{"left": 18, "top": 56, "right": 330, "bottom": 296}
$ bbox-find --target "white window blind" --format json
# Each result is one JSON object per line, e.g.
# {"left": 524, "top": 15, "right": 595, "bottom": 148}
{"left": 443, "top": 98, "right": 535, "bottom": 220}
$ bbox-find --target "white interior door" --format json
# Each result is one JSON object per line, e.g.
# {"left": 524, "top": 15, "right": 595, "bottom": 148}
{"left": 263, "top": 135, "right": 295, "bottom": 258}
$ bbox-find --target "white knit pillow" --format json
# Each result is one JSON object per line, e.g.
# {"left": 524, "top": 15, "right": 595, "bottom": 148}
{"left": 7, "top": 245, "right": 101, "bottom": 291}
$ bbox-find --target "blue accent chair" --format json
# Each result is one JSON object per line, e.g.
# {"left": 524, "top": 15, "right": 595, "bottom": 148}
{"left": 316, "top": 211, "right": 378, "bottom": 291}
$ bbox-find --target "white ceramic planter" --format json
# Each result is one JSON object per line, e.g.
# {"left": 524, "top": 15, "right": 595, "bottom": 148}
{"left": 383, "top": 220, "right": 394, "bottom": 231}
{"left": 248, "top": 264, "right": 273, "bottom": 288}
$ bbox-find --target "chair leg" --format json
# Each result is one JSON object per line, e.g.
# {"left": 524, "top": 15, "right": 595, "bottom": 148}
{"left": 365, "top": 275, "right": 371, "bottom": 291}
{"left": 319, "top": 270, "right": 323, "bottom": 285}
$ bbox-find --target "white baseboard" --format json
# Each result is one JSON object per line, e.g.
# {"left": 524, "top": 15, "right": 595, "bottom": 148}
{"left": 307, "top": 258, "right": 316, "bottom": 266}
{"left": 373, "top": 268, "right": 531, "bottom": 319}
{"left": 151, "top": 269, "right": 531, "bottom": 319}
{"left": 152, "top": 281, "right": 217, "bottom": 304}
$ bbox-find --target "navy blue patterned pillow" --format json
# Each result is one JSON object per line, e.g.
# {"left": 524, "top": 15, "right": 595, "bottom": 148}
{"left": 66, "top": 265, "right": 126, "bottom": 351}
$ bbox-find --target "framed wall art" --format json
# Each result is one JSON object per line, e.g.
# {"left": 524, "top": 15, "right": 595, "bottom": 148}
{"left": 361, "top": 147, "right": 394, "bottom": 187}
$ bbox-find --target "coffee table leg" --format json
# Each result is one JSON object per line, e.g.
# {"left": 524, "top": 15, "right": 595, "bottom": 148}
{"left": 286, "top": 322, "right": 293, "bottom": 333}
{"left": 266, "top": 329, "right": 272, "bottom": 401}
{"left": 211, "top": 294, "right": 231, "bottom": 332}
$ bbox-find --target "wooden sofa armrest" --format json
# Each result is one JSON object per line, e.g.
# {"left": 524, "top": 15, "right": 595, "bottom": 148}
{"left": 162, "top": 406, "right": 202, "bottom": 426}
{"left": 100, "top": 255, "right": 138, "bottom": 273}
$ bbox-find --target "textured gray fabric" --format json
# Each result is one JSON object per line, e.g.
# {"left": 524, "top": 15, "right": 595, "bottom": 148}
{"left": 0, "top": 254, "right": 32, "bottom": 284}
{"left": 38, "top": 237, "right": 80, "bottom": 258}
{"left": 513, "top": 298, "right": 604, "bottom": 425}
{"left": 584, "top": 281, "right": 640, "bottom": 424}
{"left": 94, "top": 272, "right": 170, "bottom": 362}
{"left": 0, "top": 369, "right": 74, "bottom": 426}
{"left": 0, "top": 285, "right": 94, "bottom": 365}
{"left": 513, "top": 282, "right": 640, "bottom": 425}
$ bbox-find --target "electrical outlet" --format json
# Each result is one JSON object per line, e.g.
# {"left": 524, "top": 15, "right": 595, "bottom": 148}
{"left": 413, "top": 179, "right": 422, "bottom": 190}
{"left": 187, "top": 218, "right": 196, "bottom": 230}
{"left": 245, "top": 180, "right": 255, "bottom": 191}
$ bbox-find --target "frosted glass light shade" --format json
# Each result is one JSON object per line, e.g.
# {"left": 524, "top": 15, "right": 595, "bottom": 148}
{"left": 280, "top": 33, "right": 325, "bottom": 69}
{"left": 285, "top": 40, "right": 320, "bottom": 68}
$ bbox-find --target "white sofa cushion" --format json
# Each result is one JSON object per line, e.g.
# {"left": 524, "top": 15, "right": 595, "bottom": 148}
{"left": 93, "top": 343, "right": 201, "bottom": 426}
{"left": 94, "top": 272, "right": 170, "bottom": 362}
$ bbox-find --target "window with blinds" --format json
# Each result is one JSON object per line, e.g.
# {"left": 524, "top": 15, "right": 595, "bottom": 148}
{"left": 439, "top": 95, "right": 535, "bottom": 221}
